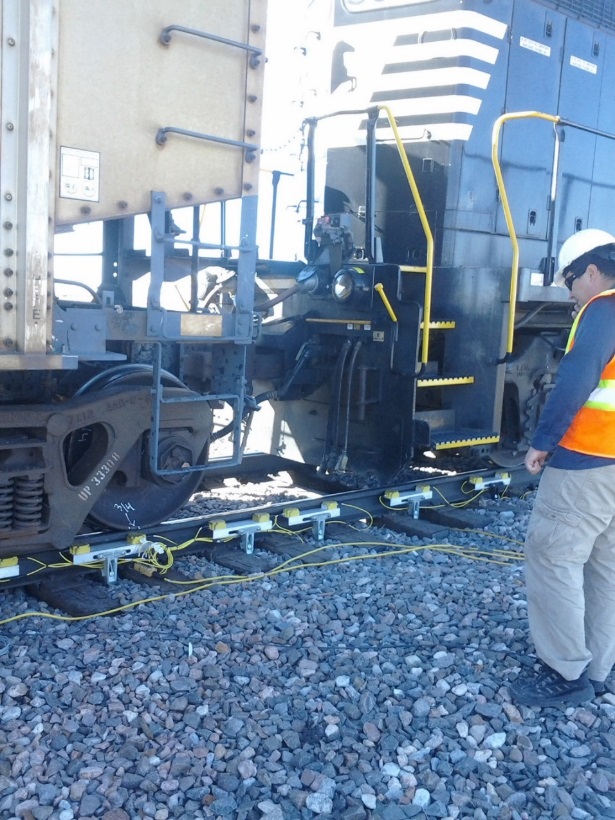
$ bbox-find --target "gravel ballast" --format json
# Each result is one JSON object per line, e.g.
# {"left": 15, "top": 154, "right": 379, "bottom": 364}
{"left": 0, "top": 490, "right": 614, "bottom": 819}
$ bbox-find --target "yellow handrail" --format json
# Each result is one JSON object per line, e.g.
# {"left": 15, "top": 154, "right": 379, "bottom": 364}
{"left": 377, "top": 105, "right": 434, "bottom": 365}
{"left": 374, "top": 282, "right": 398, "bottom": 323}
{"left": 491, "top": 111, "right": 560, "bottom": 355}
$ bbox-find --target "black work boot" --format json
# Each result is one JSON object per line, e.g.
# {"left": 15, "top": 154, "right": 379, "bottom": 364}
{"left": 510, "top": 665, "right": 594, "bottom": 708}
{"left": 589, "top": 678, "right": 615, "bottom": 696}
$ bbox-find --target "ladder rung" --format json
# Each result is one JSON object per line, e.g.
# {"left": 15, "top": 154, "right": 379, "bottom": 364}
{"left": 417, "top": 375, "right": 474, "bottom": 387}
{"left": 420, "top": 321, "right": 456, "bottom": 330}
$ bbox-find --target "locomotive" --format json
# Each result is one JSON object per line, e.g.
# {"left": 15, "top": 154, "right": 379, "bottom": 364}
{"left": 249, "top": 0, "right": 615, "bottom": 474}
{"left": 1, "top": 0, "right": 614, "bottom": 570}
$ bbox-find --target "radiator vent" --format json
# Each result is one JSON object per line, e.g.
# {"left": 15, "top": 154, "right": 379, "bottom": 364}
{"left": 541, "top": 0, "right": 615, "bottom": 31}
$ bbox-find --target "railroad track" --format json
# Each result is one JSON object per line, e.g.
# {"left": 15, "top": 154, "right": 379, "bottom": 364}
{"left": 2, "top": 462, "right": 537, "bottom": 616}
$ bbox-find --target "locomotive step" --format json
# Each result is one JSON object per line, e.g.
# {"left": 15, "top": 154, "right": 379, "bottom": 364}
{"left": 417, "top": 375, "right": 474, "bottom": 387}
{"left": 399, "top": 264, "right": 428, "bottom": 273}
{"left": 430, "top": 429, "right": 500, "bottom": 450}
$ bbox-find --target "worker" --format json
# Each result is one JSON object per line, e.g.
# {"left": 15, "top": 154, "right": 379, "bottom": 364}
{"left": 510, "top": 228, "right": 615, "bottom": 708}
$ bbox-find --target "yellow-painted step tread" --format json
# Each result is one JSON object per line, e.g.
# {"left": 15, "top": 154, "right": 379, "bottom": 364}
{"left": 417, "top": 375, "right": 474, "bottom": 387}
{"left": 420, "top": 320, "right": 456, "bottom": 330}
{"left": 431, "top": 430, "right": 500, "bottom": 450}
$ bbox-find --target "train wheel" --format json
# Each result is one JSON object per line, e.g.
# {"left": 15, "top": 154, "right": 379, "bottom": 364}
{"left": 490, "top": 382, "right": 527, "bottom": 468}
{"left": 65, "top": 365, "right": 211, "bottom": 530}
{"left": 489, "top": 446, "right": 527, "bottom": 469}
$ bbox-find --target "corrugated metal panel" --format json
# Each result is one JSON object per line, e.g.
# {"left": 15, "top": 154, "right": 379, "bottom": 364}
{"left": 0, "top": 0, "right": 57, "bottom": 355}
{"left": 55, "top": 0, "right": 267, "bottom": 226}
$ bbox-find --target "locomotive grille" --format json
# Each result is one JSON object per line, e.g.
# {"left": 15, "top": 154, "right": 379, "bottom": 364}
{"left": 543, "top": 0, "right": 615, "bottom": 30}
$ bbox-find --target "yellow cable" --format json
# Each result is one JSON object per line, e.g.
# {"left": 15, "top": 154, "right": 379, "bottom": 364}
{"left": 341, "top": 502, "right": 374, "bottom": 528}
{"left": 0, "top": 501, "right": 528, "bottom": 625}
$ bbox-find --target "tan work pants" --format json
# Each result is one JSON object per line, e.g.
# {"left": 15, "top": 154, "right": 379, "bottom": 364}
{"left": 524, "top": 464, "right": 615, "bottom": 682}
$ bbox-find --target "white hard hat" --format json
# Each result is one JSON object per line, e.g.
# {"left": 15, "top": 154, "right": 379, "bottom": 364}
{"left": 554, "top": 228, "right": 615, "bottom": 285}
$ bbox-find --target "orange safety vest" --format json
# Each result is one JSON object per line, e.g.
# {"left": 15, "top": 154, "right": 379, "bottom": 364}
{"left": 559, "top": 288, "right": 615, "bottom": 456}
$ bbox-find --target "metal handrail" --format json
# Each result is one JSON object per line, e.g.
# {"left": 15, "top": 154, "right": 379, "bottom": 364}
{"left": 376, "top": 105, "right": 434, "bottom": 366}
{"left": 302, "top": 106, "right": 434, "bottom": 366}
{"left": 492, "top": 110, "right": 615, "bottom": 358}
{"left": 155, "top": 126, "right": 258, "bottom": 163}
{"left": 159, "top": 24, "right": 263, "bottom": 69}
{"left": 491, "top": 111, "right": 559, "bottom": 358}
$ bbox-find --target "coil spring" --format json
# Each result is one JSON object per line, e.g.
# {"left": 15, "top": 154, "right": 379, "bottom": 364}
{"left": 13, "top": 475, "right": 45, "bottom": 530}
{"left": 0, "top": 480, "right": 14, "bottom": 530}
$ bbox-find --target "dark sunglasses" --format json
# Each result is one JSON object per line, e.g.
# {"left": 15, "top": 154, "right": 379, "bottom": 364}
{"left": 564, "top": 264, "right": 587, "bottom": 291}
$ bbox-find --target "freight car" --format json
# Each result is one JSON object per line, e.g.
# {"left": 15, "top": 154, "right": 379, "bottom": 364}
{"left": 1, "top": 0, "right": 615, "bottom": 571}
{"left": 0, "top": 0, "right": 267, "bottom": 561}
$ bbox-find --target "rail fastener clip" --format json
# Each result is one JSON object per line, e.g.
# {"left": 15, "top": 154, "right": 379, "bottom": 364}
{"left": 209, "top": 513, "right": 273, "bottom": 555}
{"left": 383, "top": 485, "right": 432, "bottom": 519}
{"left": 468, "top": 471, "right": 511, "bottom": 492}
{"left": 69, "top": 535, "right": 165, "bottom": 584}
{"left": 0, "top": 556, "right": 19, "bottom": 580}
{"left": 281, "top": 501, "right": 340, "bottom": 542}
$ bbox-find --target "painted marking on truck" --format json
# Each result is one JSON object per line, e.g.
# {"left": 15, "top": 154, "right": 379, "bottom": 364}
{"left": 78, "top": 451, "right": 121, "bottom": 501}
{"left": 113, "top": 501, "right": 137, "bottom": 529}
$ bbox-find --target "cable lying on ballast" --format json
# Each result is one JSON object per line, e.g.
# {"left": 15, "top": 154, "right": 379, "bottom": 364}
{"left": 0, "top": 478, "right": 517, "bottom": 587}
{"left": 0, "top": 512, "right": 525, "bottom": 626}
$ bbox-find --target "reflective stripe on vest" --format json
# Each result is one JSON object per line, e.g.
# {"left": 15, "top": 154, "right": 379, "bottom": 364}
{"left": 584, "top": 379, "right": 615, "bottom": 411}
{"left": 559, "top": 289, "right": 615, "bottom": 457}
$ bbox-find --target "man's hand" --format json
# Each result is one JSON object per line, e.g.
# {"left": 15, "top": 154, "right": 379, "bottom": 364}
{"left": 525, "top": 447, "right": 549, "bottom": 475}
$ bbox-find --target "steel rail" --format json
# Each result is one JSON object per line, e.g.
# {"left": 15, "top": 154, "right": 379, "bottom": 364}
{"left": 1, "top": 462, "right": 536, "bottom": 591}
